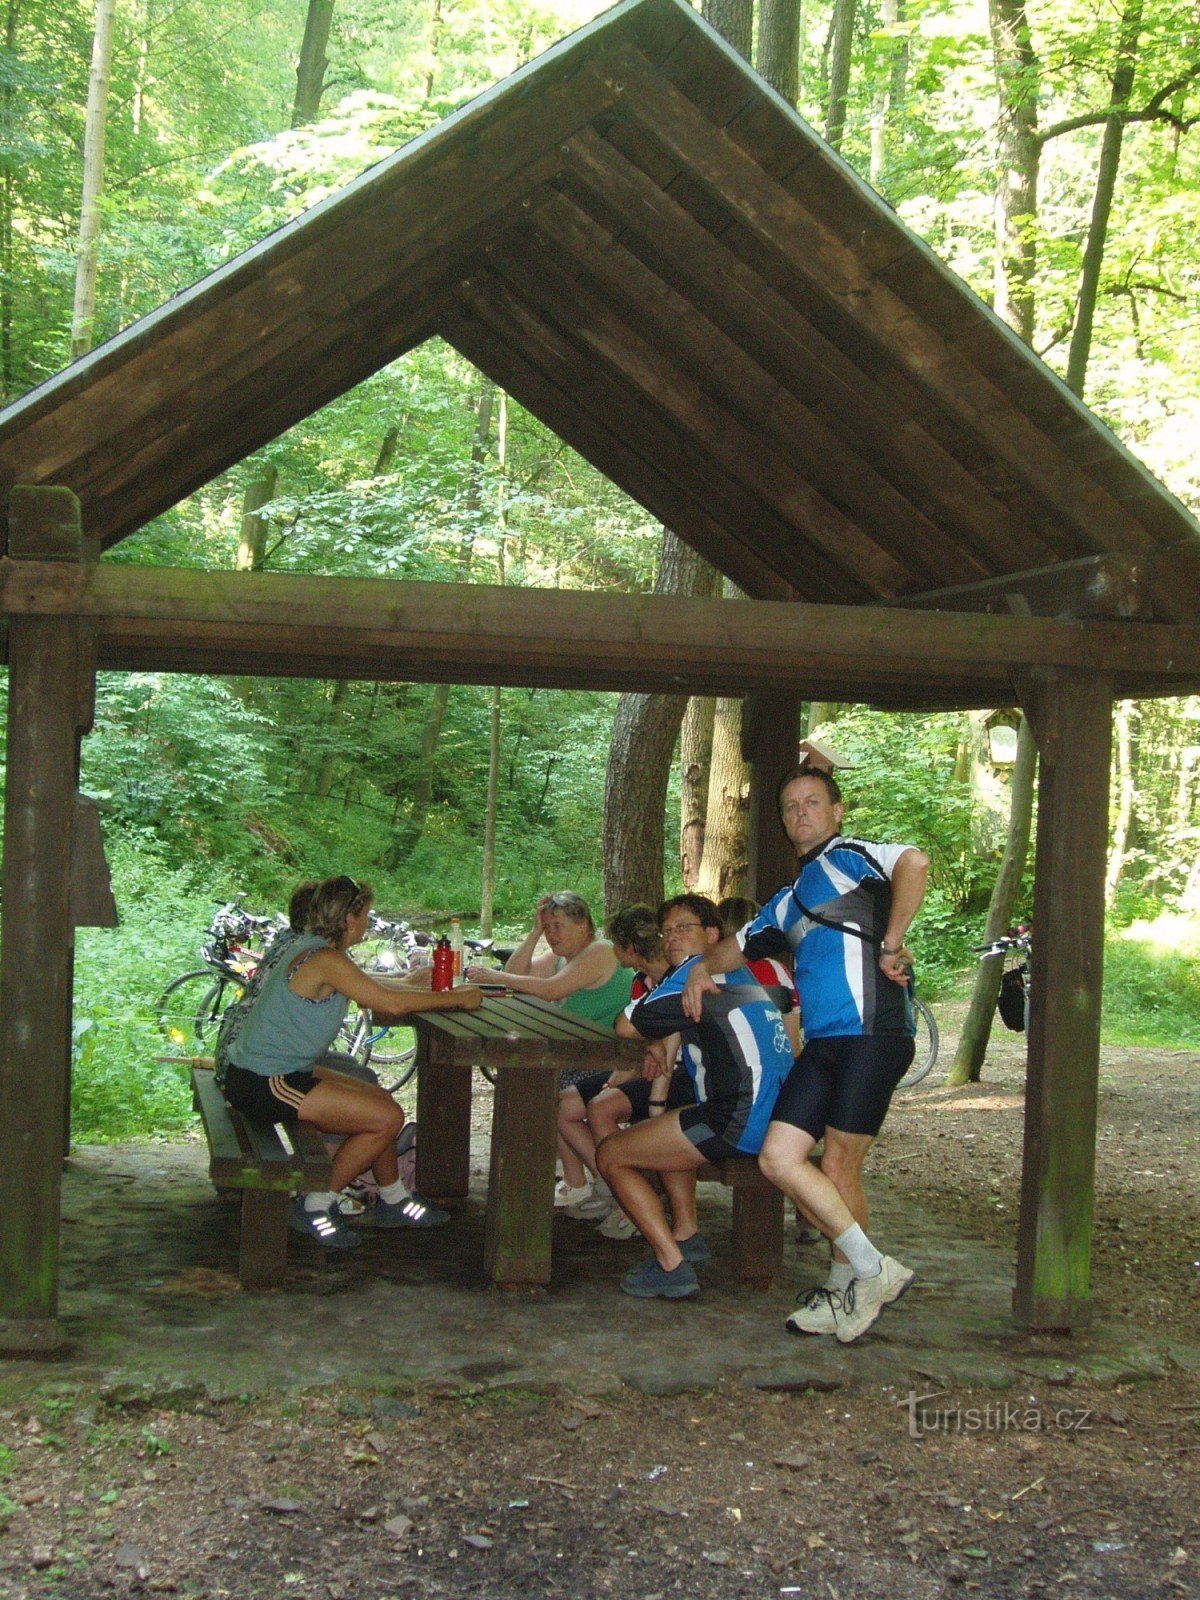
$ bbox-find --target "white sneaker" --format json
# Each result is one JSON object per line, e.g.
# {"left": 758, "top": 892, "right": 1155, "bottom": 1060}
{"left": 598, "top": 1207, "right": 638, "bottom": 1240}
{"left": 553, "top": 1180, "right": 592, "bottom": 1209}
{"left": 785, "top": 1285, "right": 843, "bottom": 1336}
{"left": 834, "top": 1256, "right": 914, "bottom": 1344}
{"left": 566, "top": 1190, "right": 613, "bottom": 1220}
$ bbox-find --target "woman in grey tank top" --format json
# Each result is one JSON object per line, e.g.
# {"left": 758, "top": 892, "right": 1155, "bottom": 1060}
{"left": 223, "top": 875, "right": 482, "bottom": 1248}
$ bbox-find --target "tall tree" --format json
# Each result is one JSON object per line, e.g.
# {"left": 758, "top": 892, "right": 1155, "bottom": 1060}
{"left": 69, "top": 0, "right": 117, "bottom": 361}
{"left": 1065, "top": 0, "right": 1143, "bottom": 397}
{"left": 825, "top": 0, "right": 857, "bottom": 150}
{"left": 989, "top": 0, "right": 1040, "bottom": 343}
{"left": 293, "top": 0, "right": 336, "bottom": 128}
{"left": 701, "top": 0, "right": 752, "bottom": 61}
{"left": 869, "top": 0, "right": 909, "bottom": 191}
{"left": 695, "top": 690, "right": 751, "bottom": 902}
{"left": 602, "top": 534, "right": 715, "bottom": 913}
{"left": 679, "top": 694, "right": 715, "bottom": 889}
{"left": 757, "top": 0, "right": 801, "bottom": 105}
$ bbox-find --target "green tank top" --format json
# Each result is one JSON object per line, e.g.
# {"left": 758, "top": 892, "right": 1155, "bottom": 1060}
{"left": 557, "top": 958, "right": 633, "bottom": 1029}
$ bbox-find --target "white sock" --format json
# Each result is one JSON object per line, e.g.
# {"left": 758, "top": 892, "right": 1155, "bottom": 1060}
{"left": 832, "top": 1224, "right": 883, "bottom": 1278}
{"left": 826, "top": 1261, "right": 855, "bottom": 1292}
{"left": 377, "top": 1176, "right": 411, "bottom": 1205}
{"left": 303, "top": 1190, "right": 337, "bottom": 1214}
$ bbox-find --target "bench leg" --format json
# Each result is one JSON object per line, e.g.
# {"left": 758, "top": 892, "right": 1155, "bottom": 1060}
{"left": 484, "top": 1067, "right": 559, "bottom": 1287}
{"left": 238, "top": 1189, "right": 291, "bottom": 1290}
{"left": 415, "top": 1039, "right": 472, "bottom": 1199}
{"left": 730, "top": 1185, "right": 785, "bottom": 1290}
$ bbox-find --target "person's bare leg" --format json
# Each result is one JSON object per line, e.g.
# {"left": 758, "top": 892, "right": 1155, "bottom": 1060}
{"left": 558, "top": 1131, "right": 589, "bottom": 1191}
{"left": 757, "top": 1122, "right": 859, "bottom": 1241}
{"left": 300, "top": 1078, "right": 403, "bottom": 1191}
{"left": 662, "top": 1169, "right": 699, "bottom": 1240}
{"left": 557, "top": 1089, "right": 598, "bottom": 1180}
{"left": 587, "top": 1086, "right": 634, "bottom": 1144}
{"left": 820, "top": 1129, "right": 874, "bottom": 1262}
{"left": 595, "top": 1115, "right": 705, "bottom": 1271}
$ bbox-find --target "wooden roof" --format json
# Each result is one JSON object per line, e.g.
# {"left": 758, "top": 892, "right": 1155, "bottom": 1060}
{"left": 2, "top": 0, "right": 1199, "bottom": 637}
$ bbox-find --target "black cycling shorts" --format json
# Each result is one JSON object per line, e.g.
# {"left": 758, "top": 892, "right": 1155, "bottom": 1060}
{"left": 770, "top": 1035, "right": 915, "bottom": 1140}
{"left": 224, "top": 1063, "right": 319, "bottom": 1124}
{"left": 572, "top": 1068, "right": 695, "bottom": 1121}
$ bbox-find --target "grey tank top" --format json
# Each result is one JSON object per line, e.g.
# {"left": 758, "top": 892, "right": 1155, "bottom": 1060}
{"left": 227, "top": 933, "right": 350, "bottom": 1077}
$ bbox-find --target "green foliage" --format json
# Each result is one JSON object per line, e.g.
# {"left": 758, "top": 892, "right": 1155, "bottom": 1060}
{"left": 1102, "top": 918, "right": 1200, "bottom": 1048}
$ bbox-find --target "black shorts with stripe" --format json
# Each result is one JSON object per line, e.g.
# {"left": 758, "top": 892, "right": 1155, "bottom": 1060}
{"left": 224, "top": 1063, "right": 319, "bottom": 1124}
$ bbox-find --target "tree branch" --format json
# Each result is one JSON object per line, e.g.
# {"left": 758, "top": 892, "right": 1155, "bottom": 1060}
{"left": 1037, "top": 61, "right": 1200, "bottom": 144}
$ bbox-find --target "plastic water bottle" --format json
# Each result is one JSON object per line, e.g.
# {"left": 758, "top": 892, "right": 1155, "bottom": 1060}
{"left": 449, "top": 917, "right": 464, "bottom": 984}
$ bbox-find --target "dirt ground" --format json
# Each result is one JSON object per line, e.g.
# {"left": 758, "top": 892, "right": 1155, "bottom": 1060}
{"left": 1, "top": 1024, "right": 1198, "bottom": 1600}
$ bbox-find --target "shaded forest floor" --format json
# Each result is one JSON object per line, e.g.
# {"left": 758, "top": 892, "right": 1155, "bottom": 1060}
{"left": 1, "top": 1026, "right": 1197, "bottom": 1600}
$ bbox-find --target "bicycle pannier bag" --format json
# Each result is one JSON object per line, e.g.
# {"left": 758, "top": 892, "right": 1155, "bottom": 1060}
{"left": 997, "top": 965, "right": 1027, "bottom": 1032}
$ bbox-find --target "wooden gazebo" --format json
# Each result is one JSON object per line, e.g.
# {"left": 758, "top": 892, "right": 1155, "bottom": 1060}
{"left": 2, "top": 0, "right": 1199, "bottom": 1352}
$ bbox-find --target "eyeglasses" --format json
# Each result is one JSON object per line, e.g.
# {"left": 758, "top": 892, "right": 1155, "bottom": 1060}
{"left": 661, "top": 920, "right": 705, "bottom": 937}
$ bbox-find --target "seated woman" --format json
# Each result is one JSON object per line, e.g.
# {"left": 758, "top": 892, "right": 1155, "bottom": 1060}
{"left": 466, "top": 890, "right": 632, "bottom": 1209}
{"left": 555, "top": 905, "right": 680, "bottom": 1232}
{"left": 223, "top": 874, "right": 481, "bottom": 1249}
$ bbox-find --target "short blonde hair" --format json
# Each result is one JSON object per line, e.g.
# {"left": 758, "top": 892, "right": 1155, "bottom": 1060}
{"left": 306, "top": 875, "right": 372, "bottom": 944}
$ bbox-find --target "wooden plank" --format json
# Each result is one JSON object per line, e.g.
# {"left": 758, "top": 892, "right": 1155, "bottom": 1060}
{"left": 583, "top": 44, "right": 1160, "bottom": 566}
{"left": 529, "top": 191, "right": 983, "bottom": 591}
{"left": 441, "top": 302, "right": 803, "bottom": 601}
{"left": 484, "top": 1056, "right": 561, "bottom": 1285}
{"left": 729, "top": 1183, "right": 786, "bottom": 1289}
{"left": 0, "top": 614, "right": 79, "bottom": 1339}
{"left": 5, "top": 560, "right": 1200, "bottom": 681}
{"left": 884, "top": 554, "right": 1152, "bottom": 621}
{"left": 559, "top": 128, "right": 1054, "bottom": 574}
{"left": 486, "top": 232, "right": 913, "bottom": 597}
{"left": 1013, "top": 669, "right": 1112, "bottom": 1330}
{"left": 413, "top": 1031, "right": 472, "bottom": 1198}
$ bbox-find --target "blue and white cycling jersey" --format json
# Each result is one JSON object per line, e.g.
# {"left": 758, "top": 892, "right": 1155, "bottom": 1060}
{"left": 625, "top": 955, "right": 793, "bottom": 1155}
{"left": 739, "top": 835, "right": 916, "bottom": 1040}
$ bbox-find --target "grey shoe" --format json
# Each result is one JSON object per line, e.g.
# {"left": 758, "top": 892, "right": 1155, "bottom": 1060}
{"left": 368, "top": 1193, "right": 451, "bottom": 1229}
{"left": 288, "top": 1198, "right": 361, "bottom": 1250}
{"left": 620, "top": 1258, "right": 700, "bottom": 1299}
{"left": 675, "top": 1233, "right": 712, "bottom": 1266}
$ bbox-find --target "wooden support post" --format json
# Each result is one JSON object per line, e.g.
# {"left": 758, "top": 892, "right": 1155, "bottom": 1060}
{"left": 1013, "top": 669, "right": 1113, "bottom": 1331}
{"left": 484, "top": 1064, "right": 560, "bottom": 1287}
{"left": 742, "top": 689, "right": 802, "bottom": 902}
{"left": 414, "top": 1034, "right": 473, "bottom": 1200}
{"left": 0, "top": 487, "right": 97, "bottom": 1353}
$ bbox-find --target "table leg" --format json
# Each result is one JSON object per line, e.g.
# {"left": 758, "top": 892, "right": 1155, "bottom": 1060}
{"left": 414, "top": 1034, "right": 472, "bottom": 1199}
{"left": 484, "top": 1066, "right": 559, "bottom": 1287}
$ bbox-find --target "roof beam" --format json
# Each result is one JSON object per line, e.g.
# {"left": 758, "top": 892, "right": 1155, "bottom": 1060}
{"left": 884, "top": 554, "right": 1152, "bottom": 621}
{"left": 2, "top": 563, "right": 1197, "bottom": 701}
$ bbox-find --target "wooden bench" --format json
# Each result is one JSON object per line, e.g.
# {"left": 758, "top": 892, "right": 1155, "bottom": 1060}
{"left": 191, "top": 1066, "right": 332, "bottom": 1289}
{"left": 697, "top": 1157, "right": 786, "bottom": 1289}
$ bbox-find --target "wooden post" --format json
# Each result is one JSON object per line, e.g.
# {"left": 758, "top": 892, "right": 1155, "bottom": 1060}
{"left": 0, "top": 487, "right": 98, "bottom": 1353}
{"left": 1013, "top": 668, "right": 1113, "bottom": 1331}
{"left": 742, "top": 689, "right": 802, "bottom": 902}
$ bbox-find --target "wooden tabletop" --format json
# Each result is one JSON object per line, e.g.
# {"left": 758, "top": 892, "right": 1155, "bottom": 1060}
{"left": 407, "top": 992, "right": 642, "bottom": 1068}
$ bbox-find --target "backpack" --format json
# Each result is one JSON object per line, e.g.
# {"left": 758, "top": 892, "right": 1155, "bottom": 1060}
{"left": 213, "top": 928, "right": 301, "bottom": 1089}
{"left": 997, "top": 965, "right": 1028, "bottom": 1032}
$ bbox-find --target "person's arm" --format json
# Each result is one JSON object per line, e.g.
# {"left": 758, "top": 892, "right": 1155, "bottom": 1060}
{"left": 879, "top": 848, "right": 930, "bottom": 987}
{"left": 644, "top": 1035, "right": 679, "bottom": 1110}
{"left": 681, "top": 931, "right": 747, "bottom": 1021}
{"left": 469, "top": 940, "right": 614, "bottom": 1001}
{"left": 303, "top": 949, "right": 482, "bottom": 1016}
{"left": 503, "top": 899, "right": 555, "bottom": 976}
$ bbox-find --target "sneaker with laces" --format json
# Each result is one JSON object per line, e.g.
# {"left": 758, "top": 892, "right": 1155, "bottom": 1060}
{"left": 553, "top": 1180, "right": 592, "bottom": 1209}
{"left": 878, "top": 1254, "right": 916, "bottom": 1304}
{"left": 786, "top": 1284, "right": 843, "bottom": 1336}
{"left": 369, "top": 1193, "right": 451, "bottom": 1229}
{"left": 288, "top": 1198, "right": 361, "bottom": 1249}
{"left": 566, "top": 1189, "right": 613, "bottom": 1220}
{"left": 620, "top": 1258, "right": 700, "bottom": 1299}
{"left": 833, "top": 1255, "right": 914, "bottom": 1343}
{"left": 597, "top": 1207, "right": 639, "bottom": 1240}
{"left": 675, "top": 1232, "right": 712, "bottom": 1266}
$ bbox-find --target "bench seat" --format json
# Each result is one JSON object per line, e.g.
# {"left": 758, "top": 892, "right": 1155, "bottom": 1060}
{"left": 696, "top": 1155, "right": 785, "bottom": 1289}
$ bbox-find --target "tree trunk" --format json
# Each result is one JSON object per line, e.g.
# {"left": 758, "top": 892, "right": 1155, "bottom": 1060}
{"left": 131, "top": 0, "right": 153, "bottom": 134}
{"left": 388, "top": 380, "right": 493, "bottom": 866}
{"left": 756, "top": 0, "right": 801, "bottom": 105}
{"left": 1105, "top": 699, "right": 1135, "bottom": 909}
{"left": 1065, "top": 0, "right": 1142, "bottom": 398}
{"left": 235, "top": 463, "right": 277, "bottom": 572}
{"left": 695, "top": 693, "right": 751, "bottom": 902}
{"left": 824, "top": 0, "right": 857, "bottom": 151}
{"left": 373, "top": 424, "right": 400, "bottom": 476}
{"left": 869, "top": 0, "right": 909, "bottom": 190}
{"left": 701, "top": 0, "right": 752, "bottom": 60}
{"left": 947, "top": 714, "right": 1037, "bottom": 1085}
{"left": 423, "top": 0, "right": 444, "bottom": 102}
{"left": 680, "top": 695, "right": 715, "bottom": 889}
{"left": 1, "top": 0, "right": 20, "bottom": 398}
{"left": 69, "top": 0, "right": 117, "bottom": 362}
{"left": 988, "top": 0, "right": 1040, "bottom": 344}
{"left": 480, "top": 687, "right": 501, "bottom": 936}
{"left": 313, "top": 680, "right": 348, "bottom": 800}
{"left": 293, "top": 0, "right": 336, "bottom": 127}
{"left": 602, "top": 532, "right": 716, "bottom": 913}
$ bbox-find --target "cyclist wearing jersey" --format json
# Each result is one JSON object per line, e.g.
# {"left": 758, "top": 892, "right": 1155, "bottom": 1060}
{"left": 683, "top": 769, "right": 929, "bottom": 1343}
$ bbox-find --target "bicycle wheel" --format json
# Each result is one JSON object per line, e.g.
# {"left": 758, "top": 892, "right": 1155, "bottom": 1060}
{"left": 897, "top": 997, "right": 939, "bottom": 1090}
{"left": 338, "top": 1004, "right": 372, "bottom": 1066}
{"left": 156, "top": 971, "right": 230, "bottom": 1050}
{"left": 368, "top": 1024, "right": 415, "bottom": 1067}
{"left": 377, "top": 1044, "right": 418, "bottom": 1092}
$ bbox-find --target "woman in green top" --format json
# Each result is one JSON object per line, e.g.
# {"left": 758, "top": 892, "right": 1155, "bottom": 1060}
{"left": 466, "top": 890, "right": 632, "bottom": 1205}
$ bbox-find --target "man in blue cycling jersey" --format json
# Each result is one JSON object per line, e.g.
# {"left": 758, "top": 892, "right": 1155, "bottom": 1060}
{"left": 595, "top": 895, "right": 795, "bottom": 1301}
{"left": 684, "top": 768, "right": 929, "bottom": 1343}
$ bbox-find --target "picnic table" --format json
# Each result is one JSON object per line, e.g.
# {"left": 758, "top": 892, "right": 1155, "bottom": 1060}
{"left": 407, "top": 993, "right": 642, "bottom": 1287}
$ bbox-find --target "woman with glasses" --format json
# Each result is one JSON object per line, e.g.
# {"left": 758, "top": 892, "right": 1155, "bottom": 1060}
{"left": 466, "top": 889, "right": 633, "bottom": 1208}
{"left": 223, "top": 874, "right": 482, "bottom": 1249}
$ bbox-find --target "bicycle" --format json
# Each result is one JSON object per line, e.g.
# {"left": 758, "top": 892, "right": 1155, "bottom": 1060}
{"left": 895, "top": 994, "right": 940, "bottom": 1090}
{"left": 974, "top": 924, "right": 1032, "bottom": 1034}
{"left": 156, "top": 897, "right": 277, "bottom": 1051}
{"left": 338, "top": 912, "right": 435, "bottom": 1087}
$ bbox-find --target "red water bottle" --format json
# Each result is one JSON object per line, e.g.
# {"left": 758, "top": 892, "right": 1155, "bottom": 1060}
{"left": 432, "top": 936, "right": 453, "bottom": 992}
